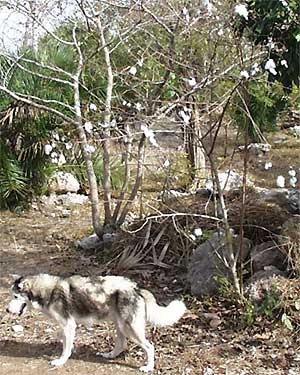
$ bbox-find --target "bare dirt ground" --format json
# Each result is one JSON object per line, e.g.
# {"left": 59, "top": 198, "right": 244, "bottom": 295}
{"left": 1, "top": 202, "right": 300, "bottom": 375}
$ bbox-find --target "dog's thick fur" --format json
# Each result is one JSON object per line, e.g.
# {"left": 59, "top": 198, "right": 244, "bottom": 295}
{"left": 6, "top": 274, "right": 186, "bottom": 372}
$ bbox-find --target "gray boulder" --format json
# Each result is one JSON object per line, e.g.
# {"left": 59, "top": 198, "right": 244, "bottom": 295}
{"left": 188, "top": 231, "right": 252, "bottom": 297}
{"left": 244, "top": 267, "right": 286, "bottom": 308}
{"left": 256, "top": 188, "right": 300, "bottom": 214}
{"left": 251, "top": 241, "right": 287, "bottom": 273}
{"left": 287, "top": 190, "right": 300, "bottom": 214}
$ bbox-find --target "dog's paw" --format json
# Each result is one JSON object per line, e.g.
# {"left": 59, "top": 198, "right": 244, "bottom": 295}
{"left": 139, "top": 364, "right": 154, "bottom": 372}
{"left": 99, "top": 351, "right": 116, "bottom": 359}
{"left": 50, "top": 357, "right": 67, "bottom": 367}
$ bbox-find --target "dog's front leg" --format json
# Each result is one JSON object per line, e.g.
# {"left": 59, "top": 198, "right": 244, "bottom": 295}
{"left": 51, "top": 319, "right": 76, "bottom": 367}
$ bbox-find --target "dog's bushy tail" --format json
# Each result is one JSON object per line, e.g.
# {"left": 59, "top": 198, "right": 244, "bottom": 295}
{"left": 140, "top": 289, "right": 186, "bottom": 327}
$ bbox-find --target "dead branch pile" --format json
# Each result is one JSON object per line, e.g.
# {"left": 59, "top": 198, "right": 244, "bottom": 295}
{"left": 228, "top": 195, "right": 289, "bottom": 244}
{"left": 104, "top": 189, "right": 290, "bottom": 273}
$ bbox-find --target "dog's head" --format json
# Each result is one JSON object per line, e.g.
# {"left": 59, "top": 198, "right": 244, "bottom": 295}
{"left": 6, "top": 276, "right": 31, "bottom": 316}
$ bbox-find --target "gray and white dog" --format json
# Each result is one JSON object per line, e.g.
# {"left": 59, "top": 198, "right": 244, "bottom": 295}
{"left": 6, "top": 274, "right": 186, "bottom": 372}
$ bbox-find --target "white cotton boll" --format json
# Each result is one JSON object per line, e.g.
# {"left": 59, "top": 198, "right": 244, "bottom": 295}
{"left": 276, "top": 176, "right": 285, "bottom": 188}
{"left": 84, "top": 122, "right": 93, "bottom": 134}
{"left": 194, "top": 228, "right": 203, "bottom": 237}
{"left": 234, "top": 4, "right": 249, "bottom": 20}
{"left": 251, "top": 63, "right": 260, "bottom": 76}
{"left": 217, "top": 29, "right": 224, "bottom": 36}
{"left": 182, "top": 7, "right": 190, "bottom": 22}
{"left": 58, "top": 153, "right": 66, "bottom": 165}
{"left": 240, "top": 70, "right": 249, "bottom": 79}
{"left": 89, "top": 103, "right": 97, "bottom": 111}
{"left": 65, "top": 142, "right": 73, "bottom": 150}
{"left": 126, "top": 102, "right": 132, "bottom": 108}
{"left": 289, "top": 177, "right": 297, "bottom": 188}
{"left": 136, "top": 102, "right": 142, "bottom": 112}
{"left": 264, "top": 162, "right": 273, "bottom": 170}
{"left": 203, "top": 0, "right": 213, "bottom": 15}
{"left": 141, "top": 124, "right": 159, "bottom": 148}
{"left": 110, "top": 119, "right": 117, "bottom": 128}
{"left": 44, "top": 144, "right": 53, "bottom": 155}
{"left": 122, "top": 100, "right": 127, "bottom": 106}
{"left": 137, "top": 58, "right": 144, "bottom": 67}
{"left": 188, "top": 77, "right": 197, "bottom": 87}
{"left": 52, "top": 132, "right": 60, "bottom": 141}
{"left": 129, "top": 66, "right": 137, "bottom": 75}
{"left": 281, "top": 59, "right": 288, "bottom": 68}
{"left": 84, "top": 144, "right": 96, "bottom": 154}
{"left": 51, "top": 151, "right": 58, "bottom": 164}
{"left": 163, "top": 159, "right": 170, "bottom": 168}
{"left": 265, "top": 59, "right": 277, "bottom": 75}
{"left": 266, "top": 38, "right": 275, "bottom": 49}
{"left": 288, "top": 169, "right": 296, "bottom": 177}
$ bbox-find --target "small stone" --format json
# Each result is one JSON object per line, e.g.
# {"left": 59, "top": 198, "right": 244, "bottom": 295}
{"left": 209, "top": 319, "right": 222, "bottom": 328}
{"left": 12, "top": 324, "right": 24, "bottom": 334}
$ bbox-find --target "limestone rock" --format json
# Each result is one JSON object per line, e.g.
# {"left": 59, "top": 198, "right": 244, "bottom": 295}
{"left": 205, "top": 170, "right": 251, "bottom": 193}
{"left": 48, "top": 172, "right": 80, "bottom": 193}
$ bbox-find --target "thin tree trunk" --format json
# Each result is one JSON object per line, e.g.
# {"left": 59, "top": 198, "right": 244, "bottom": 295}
{"left": 209, "top": 158, "right": 241, "bottom": 295}
{"left": 117, "top": 134, "right": 146, "bottom": 226}
{"left": 112, "top": 123, "right": 132, "bottom": 223}
{"left": 73, "top": 26, "right": 103, "bottom": 237}
{"left": 96, "top": 15, "right": 113, "bottom": 226}
{"left": 185, "top": 101, "right": 206, "bottom": 190}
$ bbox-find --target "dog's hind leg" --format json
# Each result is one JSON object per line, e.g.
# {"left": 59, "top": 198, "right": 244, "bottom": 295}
{"left": 51, "top": 318, "right": 76, "bottom": 367}
{"left": 129, "top": 326, "right": 154, "bottom": 372}
{"left": 100, "top": 320, "right": 127, "bottom": 359}
{"left": 122, "top": 315, "right": 154, "bottom": 372}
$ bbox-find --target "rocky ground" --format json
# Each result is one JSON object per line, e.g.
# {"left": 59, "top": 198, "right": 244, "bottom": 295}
{"left": 1, "top": 205, "right": 300, "bottom": 375}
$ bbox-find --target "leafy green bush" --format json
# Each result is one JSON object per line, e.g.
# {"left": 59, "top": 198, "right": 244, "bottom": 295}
{"left": 232, "top": 81, "right": 288, "bottom": 140}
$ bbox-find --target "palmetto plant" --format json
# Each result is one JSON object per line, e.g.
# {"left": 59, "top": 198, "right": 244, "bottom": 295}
{"left": 0, "top": 141, "right": 29, "bottom": 208}
{"left": 0, "top": 100, "right": 55, "bottom": 207}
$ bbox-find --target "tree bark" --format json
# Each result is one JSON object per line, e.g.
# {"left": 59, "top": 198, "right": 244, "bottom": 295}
{"left": 73, "top": 26, "right": 103, "bottom": 237}
{"left": 96, "top": 15, "right": 113, "bottom": 226}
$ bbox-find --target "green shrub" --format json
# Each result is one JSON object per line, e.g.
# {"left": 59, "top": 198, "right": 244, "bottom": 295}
{"left": 232, "top": 81, "right": 288, "bottom": 141}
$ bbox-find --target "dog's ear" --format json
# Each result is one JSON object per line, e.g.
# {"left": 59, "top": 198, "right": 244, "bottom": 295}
{"left": 11, "top": 274, "right": 21, "bottom": 281}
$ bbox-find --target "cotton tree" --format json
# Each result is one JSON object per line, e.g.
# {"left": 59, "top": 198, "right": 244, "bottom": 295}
{"left": 236, "top": 0, "right": 300, "bottom": 91}
{"left": 0, "top": 0, "right": 244, "bottom": 293}
{"left": 0, "top": 0, "right": 153, "bottom": 236}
